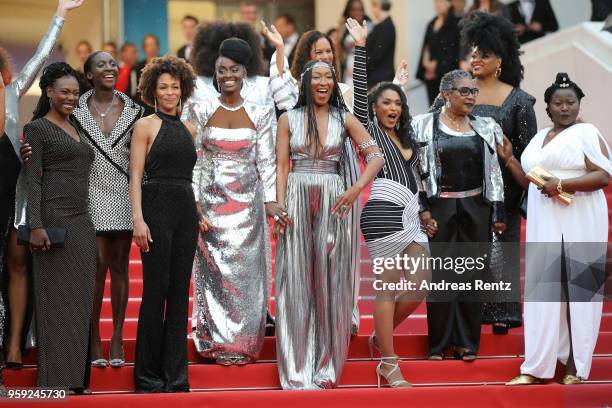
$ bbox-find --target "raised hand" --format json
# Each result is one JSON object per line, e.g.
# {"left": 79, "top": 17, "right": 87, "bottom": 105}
{"left": 345, "top": 17, "right": 368, "bottom": 47}
{"left": 261, "top": 20, "right": 284, "bottom": 50}
{"left": 57, "top": 0, "right": 84, "bottom": 18}
{"left": 394, "top": 59, "right": 409, "bottom": 86}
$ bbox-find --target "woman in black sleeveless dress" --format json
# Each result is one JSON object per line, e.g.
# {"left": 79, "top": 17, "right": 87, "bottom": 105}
{"left": 130, "top": 56, "right": 207, "bottom": 393}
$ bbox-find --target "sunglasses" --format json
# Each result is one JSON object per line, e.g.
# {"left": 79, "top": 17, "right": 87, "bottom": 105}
{"left": 451, "top": 87, "right": 480, "bottom": 97}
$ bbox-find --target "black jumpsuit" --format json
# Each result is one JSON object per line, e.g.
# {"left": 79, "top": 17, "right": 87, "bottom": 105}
{"left": 134, "top": 111, "right": 198, "bottom": 393}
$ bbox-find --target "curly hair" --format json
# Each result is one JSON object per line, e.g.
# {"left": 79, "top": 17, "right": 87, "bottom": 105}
{"left": 295, "top": 60, "right": 347, "bottom": 157}
{"left": 290, "top": 30, "right": 340, "bottom": 81}
{"left": 32, "top": 62, "right": 79, "bottom": 120}
{"left": 191, "top": 21, "right": 263, "bottom": 77}
{"left": 460, "top": 11, "right": 524, "bottom": 88}
{"left": 368, "top": 82, "right": 415, "bottom": 150}
{"left": 137, "top": 55, "right": 196, "bottom": 107}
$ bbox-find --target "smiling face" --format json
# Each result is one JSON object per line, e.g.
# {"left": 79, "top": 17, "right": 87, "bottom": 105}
{"left": 309, "top": 37, "right": 334, "bottom": 66}
{"left": 470, "top": 47, "right": 501, "bottom": 79}
{"left": 87, "top": 52, "right": 118, "bottom": 90}
{"left": 47, "top": 75, "right": 80, "bottom": 117}
{"left": 310, "top": 65, "right": 334, "bottom": 107}
{"left": 348, "top": 0, "right": 365, "bottom": 21}
{"left": 444, "top": 77, "right": 477, "bottom": 115}
{"left": 155, "top": 73, "right": 181, "bottom": 114}
{"left": 547, "top": 88, "right": 580, "bottom": 127}
{"left": 215, "top": 56, "right": 246, "bottom": 95}
{"left": 373, "top": 89, "right": 403, "bottom": 131}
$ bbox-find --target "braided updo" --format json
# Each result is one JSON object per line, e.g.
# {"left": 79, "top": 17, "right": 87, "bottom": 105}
{"left": 32, "top": 62, "right": 79, "bottom": 120}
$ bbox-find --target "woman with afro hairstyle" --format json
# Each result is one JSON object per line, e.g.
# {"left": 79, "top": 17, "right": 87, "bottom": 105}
{"left": 130, "top": 55, "right": 202, "bottom": 392}
{"left": 499, "top": 73, "right": 610, "bottom": 385}
{"left": 461, "top": 11, "right": 538, "bottom": 335}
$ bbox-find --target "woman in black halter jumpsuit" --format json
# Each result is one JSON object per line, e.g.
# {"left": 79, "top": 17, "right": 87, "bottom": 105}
{"left": 130, "top": 56, "right": 201, "bottom": 393}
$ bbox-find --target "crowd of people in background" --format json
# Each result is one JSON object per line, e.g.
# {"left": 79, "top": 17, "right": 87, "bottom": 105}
{"left": 0, "top": 0, "right": 610, "bottom": 397}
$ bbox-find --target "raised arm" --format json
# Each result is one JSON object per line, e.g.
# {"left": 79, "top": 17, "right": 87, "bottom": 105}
{"left": 129, "top": 119, "right": 153, "bottom": 252}
{"left": 346, "top": 18, "right": 369, "bottom": 128}
{"left": 333, "top": 113, "right": 384, "bottom": 217}
{"left": 263, "top": 22, "right": 299, "bottom": 112}
{"left": 14, "top": 0, "right": 83, "bottom": 97}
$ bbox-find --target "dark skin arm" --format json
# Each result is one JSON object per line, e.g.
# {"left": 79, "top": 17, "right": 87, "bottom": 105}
{"left": 497, "top": 135, "right": 610, "bottom": 198}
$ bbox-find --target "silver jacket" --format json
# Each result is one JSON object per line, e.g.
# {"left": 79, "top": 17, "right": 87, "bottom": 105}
{"left": 411, "top": 112, "right": 505, "bottom": 214}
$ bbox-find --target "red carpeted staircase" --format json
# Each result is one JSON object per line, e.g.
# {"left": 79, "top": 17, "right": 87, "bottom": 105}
{"left": 4, "top": 188, "right": 612, "bottom": 407}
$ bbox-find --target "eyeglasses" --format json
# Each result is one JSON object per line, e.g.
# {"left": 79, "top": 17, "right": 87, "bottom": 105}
{"left": 451, "top": 87, "right": 480, "bottom": 97}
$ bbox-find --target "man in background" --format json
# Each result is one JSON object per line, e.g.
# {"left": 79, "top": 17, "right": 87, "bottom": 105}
{"left": 509, "top": 0, "right": 559, "bottom": 43}
{"left": 177, "top": 15, "right": 199, "bottom": 61}
{"left": 102, "top": 41, "right": 117, "bottom": 60}
{"left": 117, "top": 42, "right": 138, "bottom": 98}
{"left": 274, "top": 14, "right": 299, "bottom": 62}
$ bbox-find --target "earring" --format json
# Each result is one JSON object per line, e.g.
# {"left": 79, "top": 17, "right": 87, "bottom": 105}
{"left": 177, "top": 99, "right": 182, "bottom": 114}
{"left": 154, "top": 99, "right": 158, "bottom": 113}
{"left": 496, "top": 65, "right": 502, "bottom": 77}
{"left": 445, "top": 100, "right": 451, "bottom": 109}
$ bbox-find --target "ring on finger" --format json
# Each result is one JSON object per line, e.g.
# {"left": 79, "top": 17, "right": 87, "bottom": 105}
{"left": 274, "top": 215, "right": 280, "bottom": 222}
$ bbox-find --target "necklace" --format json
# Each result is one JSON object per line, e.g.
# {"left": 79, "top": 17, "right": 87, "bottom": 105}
{"left": 218, "top": 97, "right": 244, "bottom": 111}
{"left": 442, "top": 108, "right": 468, "bottom": 132}
{"left": 92, "top": 92, "right": 117, "bottom": 118}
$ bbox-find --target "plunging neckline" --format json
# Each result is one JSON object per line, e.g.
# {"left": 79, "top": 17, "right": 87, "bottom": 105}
{"left": 383, "top": 128, "right": 412, "bottom": 161}
{"left": 475, "top": 86, "right": 515, "bottom": 109}
{"left": 42, "top": 117, "right": 83, "bottom": 144}
{"left": 86, "top": 91, "right": 126, "bottom": 139}
{"left": 541, "top": 124, "right": 577, "bottom": 149}
{"left": 304, "top": 109, "right": 332, "bottom": 156}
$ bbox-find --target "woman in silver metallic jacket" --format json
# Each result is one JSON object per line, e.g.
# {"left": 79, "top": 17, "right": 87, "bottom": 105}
{"left": 412, "top": 69, "right": 506, "bottom": 361}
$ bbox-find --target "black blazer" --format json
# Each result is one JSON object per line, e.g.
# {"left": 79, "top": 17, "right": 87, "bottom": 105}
{"left": 177, "top": 44, "right": 188, "bottom": 60}
{"left": 366, "top": 16, "right": 396, "bottom": 90}
{"left": 415, "top": 15, "right": 461, "bottom": 82}
{"left": 509, "top": 0, "right": 559, "bottom": 43}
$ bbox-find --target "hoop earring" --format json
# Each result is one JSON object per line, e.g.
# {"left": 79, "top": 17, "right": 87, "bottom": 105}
{"left": 177, "top": 99, "right": 182, "bottom": 114}
{"left": 496, "top": 65, "right": 502, "bottom": 78}
{"left": 445, "top": 100, "right": 451, "bottom": 109}
{"left": 154, "top": 99, "right": 158, "bottom": 113}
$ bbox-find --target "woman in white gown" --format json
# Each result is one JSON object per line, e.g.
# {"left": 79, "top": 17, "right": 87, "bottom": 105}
{"left": 499, "top": 73, "right": 611, "bottom": 385}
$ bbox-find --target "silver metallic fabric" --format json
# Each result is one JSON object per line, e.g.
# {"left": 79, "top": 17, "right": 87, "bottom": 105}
{"left": 439, "top": 186, "right": 483, "bottom": 199}
{"left": 9, "top": 15, "right": 65, "bottom": 228}
{"left": 187, "top": 98, "right": 276, "bottom": 362}
{"left": 275, "top": 107, "right": 352, "bottom": 390}
{"left": 411, "top": 112, "right": 505, "bottom": 204}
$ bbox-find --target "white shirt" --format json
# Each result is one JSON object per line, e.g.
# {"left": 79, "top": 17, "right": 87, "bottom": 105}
{"left": 519, "top": 0, "right": 536, "bottom": 25}
{"left": 284, "top": 32, "right": 299, "bottom": 57}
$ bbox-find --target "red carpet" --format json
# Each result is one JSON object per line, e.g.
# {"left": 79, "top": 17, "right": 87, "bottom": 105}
{"left": 4, "top": 188, "right": 611, "bottom": 407}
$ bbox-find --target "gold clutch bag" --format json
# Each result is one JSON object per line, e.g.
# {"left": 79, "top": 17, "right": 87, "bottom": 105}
{"left": 526, "top": 166, "right": 573, "bottom": 205}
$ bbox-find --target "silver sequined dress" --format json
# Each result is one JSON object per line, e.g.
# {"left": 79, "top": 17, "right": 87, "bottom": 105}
{"left": 187, "top": 98, "right": 276, "bottom": 362}
{"left": 275, "top": 107, "right": 352, "bottom": 390}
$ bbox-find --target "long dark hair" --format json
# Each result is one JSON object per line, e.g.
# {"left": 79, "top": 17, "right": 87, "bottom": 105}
{"left": 368, "top": 82, "right": 415, "bottom": 150}
{"left": 32, "top": 62, "right": 79, "bottom": 121}
{"left": 290, "top": 30, "right": 340, "bottom": 81}
{"left": 295, "top": 60, "right": 347, "bottom": 157}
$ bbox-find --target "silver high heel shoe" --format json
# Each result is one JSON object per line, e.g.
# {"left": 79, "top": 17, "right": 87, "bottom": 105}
{"left": 368, "top": 333, "right": 380, "bottom": 358}
{"left": 376, "top": 356, "right": 412, "bottom": 388}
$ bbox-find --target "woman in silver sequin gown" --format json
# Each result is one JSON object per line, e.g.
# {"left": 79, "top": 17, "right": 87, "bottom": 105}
{"left": 187, "top": 39, "right": 279, "bottom": 365}
{"left": 275, "top": 60, "right": 384, "bottom": 390}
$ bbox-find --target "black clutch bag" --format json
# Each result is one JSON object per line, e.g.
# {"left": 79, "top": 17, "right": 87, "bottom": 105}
{"left": 16, "top": 225, "right": 66, "bottom": 249}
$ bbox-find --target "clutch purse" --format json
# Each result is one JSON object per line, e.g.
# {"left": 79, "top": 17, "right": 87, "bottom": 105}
{"left": 526, "top": 166, "right": 573, "bottom": 206}
{"left": 16, "top": 225, "right": 66, "bottom": 249}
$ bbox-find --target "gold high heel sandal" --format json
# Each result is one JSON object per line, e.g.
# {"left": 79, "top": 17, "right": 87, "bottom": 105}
{"left": 506, "top": 374, "right": 541, "bottom": 386}
{"left": 376, "top": 356, "right": 412, "bottom": 388}
{"left": 562, "top": 374, "right": 583, "bottom": 385}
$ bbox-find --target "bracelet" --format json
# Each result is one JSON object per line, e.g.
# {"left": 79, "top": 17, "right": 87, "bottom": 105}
{"left": 505, "top": 156, "right": 515, "bottom": 168}
{"left": 365, "top": 152, "right": 384, "bottom": 163}
{"left": 557, "top": 179, "right": 563, "bottom": 194}
{"left": 358, "top": 139, "right": 378, "bottom": 153}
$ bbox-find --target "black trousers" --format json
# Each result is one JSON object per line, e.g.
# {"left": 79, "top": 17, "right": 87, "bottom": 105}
{"left": 134, "top": 183, "right": 198, "bottom": 392}
{"left": 426, "top": 195, "right": 491, "bottom": 354}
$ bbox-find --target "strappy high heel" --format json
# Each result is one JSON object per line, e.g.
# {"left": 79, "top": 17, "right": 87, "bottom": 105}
{"left": 376, "top": 356, "right": 412, "bottom": 388}
{"left": 368, "top": 333, "right": 380, "bottom": 358}
{"left": 108, "top": 342, "right": 125, "bottom": 368}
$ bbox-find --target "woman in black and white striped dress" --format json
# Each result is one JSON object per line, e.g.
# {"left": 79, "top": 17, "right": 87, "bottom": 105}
{"left": 351, "top": 35, "right": 437, "bottom": 387}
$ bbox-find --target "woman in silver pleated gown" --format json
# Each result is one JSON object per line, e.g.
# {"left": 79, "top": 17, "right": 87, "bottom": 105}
{"left": 187, "top": 39, "right": 281, "bottom": 365}
{"left": 275, "top": 60, "right": 384, "bottom": 390}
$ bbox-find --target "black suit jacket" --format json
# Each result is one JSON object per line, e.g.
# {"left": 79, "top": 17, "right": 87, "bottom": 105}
{"left": 177, "top": 45, "right": 188, "bottom": 60}
{"left": 509, "top": 0, "right": 559, "bottom": 43}
{"left": 366, "top": 16, "right": 396, "bottom": 90}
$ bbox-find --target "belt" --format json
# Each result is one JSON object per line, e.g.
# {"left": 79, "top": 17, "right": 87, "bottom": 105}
{"left": 291, "top": 159, "right": 339, "bottom": 174}
{"left": 143, "top": 177, "right": 192, "bottom": 188}
{"left": 439, "top": 186, "right": 483, "bottom": 198}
